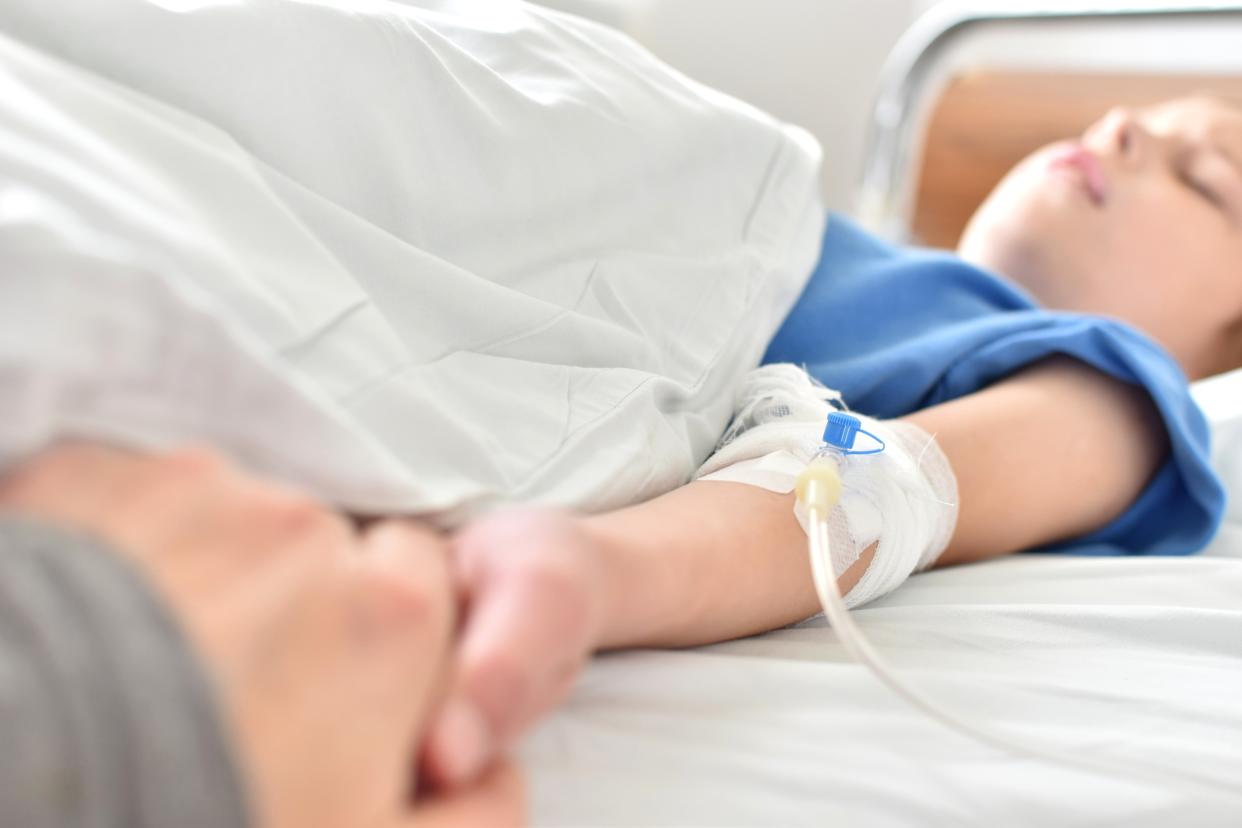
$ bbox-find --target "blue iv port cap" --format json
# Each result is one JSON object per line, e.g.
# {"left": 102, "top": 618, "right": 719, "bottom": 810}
{"left": 823, "top": 411, "right": 861, "bottom": 450}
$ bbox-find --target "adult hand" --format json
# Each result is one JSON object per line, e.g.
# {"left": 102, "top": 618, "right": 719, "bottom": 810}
{"left": 422, "top": 508, "right": 606, "bottom": 790}
{"left": 0, "top": 442, "right": 492, "bottom": 828}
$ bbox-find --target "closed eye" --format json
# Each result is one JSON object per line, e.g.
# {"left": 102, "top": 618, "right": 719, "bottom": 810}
{"left": 1181, "top": 150, "right": 1239, "bottom": 214}
{"left": 1183, "top": 170, "right": 1223, "bottom": 208}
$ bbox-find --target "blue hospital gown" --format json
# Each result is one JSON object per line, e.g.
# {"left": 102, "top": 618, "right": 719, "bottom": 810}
{"left": 763, "top": 213, "right": 1225, "bottom": 556}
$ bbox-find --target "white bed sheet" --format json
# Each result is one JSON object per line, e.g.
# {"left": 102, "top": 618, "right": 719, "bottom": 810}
{"left": 1196, "top": 369, "right": 1242, "bottom": 561}
{"left": 521, "top": 552, "right": 1242, "bottom": 826}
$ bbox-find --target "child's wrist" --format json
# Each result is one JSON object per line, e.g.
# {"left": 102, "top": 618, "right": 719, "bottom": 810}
{"left": 576, "top": 516, "right": 624, "bottom": 650}
{"left": 578, "top": 513, "right": 657, "bottom": 650}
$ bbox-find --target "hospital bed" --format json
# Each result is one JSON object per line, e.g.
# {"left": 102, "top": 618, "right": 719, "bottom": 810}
{"left": 520, "top": 5, "right": 1242, "bottom": 825}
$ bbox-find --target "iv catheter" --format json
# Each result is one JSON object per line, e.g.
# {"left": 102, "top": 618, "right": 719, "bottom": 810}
{"left": 795, "top": 411, "right": 1242, "bottom": 803}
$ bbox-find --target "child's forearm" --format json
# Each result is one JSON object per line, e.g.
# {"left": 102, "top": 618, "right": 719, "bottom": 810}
{"left": 583, "top": 480, "right": 858, "bottom": 649}
{"left": 584, "top": 357, "right": 1167, "bottom": 650}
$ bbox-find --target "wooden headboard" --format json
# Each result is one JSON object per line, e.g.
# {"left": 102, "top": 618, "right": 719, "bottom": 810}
{"left": 911, "top": 71, "right": 1242, "bottom": 250}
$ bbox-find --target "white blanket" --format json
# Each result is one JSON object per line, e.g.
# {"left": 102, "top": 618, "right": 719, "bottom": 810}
{"left": 0, "top": 0, "right": 823, "bottom": 523}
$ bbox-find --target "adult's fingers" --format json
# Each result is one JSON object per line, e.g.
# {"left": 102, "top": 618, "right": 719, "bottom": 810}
{"left": 354, "top": 520, "right": 457, "bottom": 724}
{"left": 290, "top": 520, "right": 458, "bottom": 827}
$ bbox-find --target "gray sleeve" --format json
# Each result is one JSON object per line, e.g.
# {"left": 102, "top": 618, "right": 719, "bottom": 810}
{"left": 0, "top": 517, "right": 251, "bottom": 828}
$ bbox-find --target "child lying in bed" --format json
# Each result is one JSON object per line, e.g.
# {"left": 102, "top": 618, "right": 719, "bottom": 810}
{"left": 422, "top": 95, "right": 1242, "bottom": 789}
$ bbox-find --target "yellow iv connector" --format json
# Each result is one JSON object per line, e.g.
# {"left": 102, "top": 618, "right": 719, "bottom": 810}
{"left": 794, "top": 455, "right": 843, "bottom": 517}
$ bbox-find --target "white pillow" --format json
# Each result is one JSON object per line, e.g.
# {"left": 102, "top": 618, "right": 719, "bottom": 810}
{"left": 1191, "top": 368, "right": 1242, "bottom": 558}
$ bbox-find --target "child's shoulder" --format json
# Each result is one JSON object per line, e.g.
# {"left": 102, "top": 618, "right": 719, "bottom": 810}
{"left": 823, "top": 212, "right": 1037, "bottom": 314}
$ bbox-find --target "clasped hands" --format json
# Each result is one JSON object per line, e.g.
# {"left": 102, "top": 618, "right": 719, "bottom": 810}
{"left": 0, "top": 443, "right": 609, "bottom": 828}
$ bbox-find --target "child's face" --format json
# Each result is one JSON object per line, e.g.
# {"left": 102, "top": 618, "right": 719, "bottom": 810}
{"left": 958, "top": 96, "right": 1242, "bottom": 379}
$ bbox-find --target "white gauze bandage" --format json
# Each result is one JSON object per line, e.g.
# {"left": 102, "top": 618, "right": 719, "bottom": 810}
{"left": 695, "top": 364, "right": 958, "bottom": 608}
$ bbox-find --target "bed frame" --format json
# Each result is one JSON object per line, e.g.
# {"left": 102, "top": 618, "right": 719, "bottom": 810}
{"left": 856, "top": 2, "right": 1242, "bottom": 249}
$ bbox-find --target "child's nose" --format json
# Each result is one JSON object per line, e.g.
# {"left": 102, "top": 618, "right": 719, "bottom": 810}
{"left": 1085, "top": 106, "right": 1148, "bottom": 165}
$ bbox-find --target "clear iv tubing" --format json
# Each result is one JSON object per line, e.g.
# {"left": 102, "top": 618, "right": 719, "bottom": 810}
{"left": 797, "top": 455, "right": 1242, "bottom": 805}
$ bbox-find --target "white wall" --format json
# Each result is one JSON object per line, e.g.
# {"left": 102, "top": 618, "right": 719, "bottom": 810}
{"left": 536, "top": 0, "right": 937, "bottom": 211}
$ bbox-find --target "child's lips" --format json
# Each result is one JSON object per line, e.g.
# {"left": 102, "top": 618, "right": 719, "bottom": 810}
{"left": 1047, "top": 142, "right": 1108, "bottom": 206}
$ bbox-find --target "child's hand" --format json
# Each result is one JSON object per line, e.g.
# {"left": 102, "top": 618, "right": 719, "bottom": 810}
{"left": 422, "top": 508, "right": 606, "bottom": 790}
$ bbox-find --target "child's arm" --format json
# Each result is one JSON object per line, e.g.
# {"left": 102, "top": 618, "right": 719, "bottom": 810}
{"left": 423, "top": 357, "right": 1167, "bottom": 787}
{"left": 589, "top": 356, "right": 1167, "bottom": 648}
